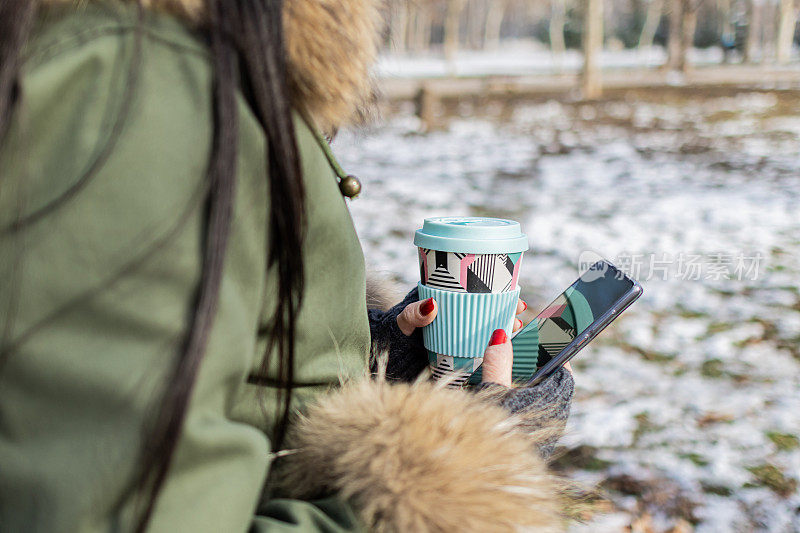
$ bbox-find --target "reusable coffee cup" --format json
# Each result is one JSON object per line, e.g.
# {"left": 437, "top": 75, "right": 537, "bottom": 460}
{"left": 414, "top": 217, "right": 529, "bottom": 386}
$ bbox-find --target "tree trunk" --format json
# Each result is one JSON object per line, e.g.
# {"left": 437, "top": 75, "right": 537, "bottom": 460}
{"left": 484, "top": 0, "right": 508, "bottom": 50}
{"left": 444, "top": 0, "right": 465, "bottom": 73}
{"left": 415, "top": 84, "right": 437, "bottom": 131}
{"left": 581, "top": 0, "right": 604, "bottom": 99}
{"left": 776, "top": 0, "right": 797, "bottom": 63}
{"left": 466, "top": 0, "right": 486, "bottom": 49}
{"left": 680, "top": 0, "right": 699, "bottom": 71}
{"left": 763, "top": 1, "right": 777, "bottom": 58}
{"left": 638, "top": 0, "right": 664, "bottom": 49}
{"left": 666, "top": 0, "right": 684, "bottom": 69}
{"left": 409, "top": 6, "right": 432, "bottom": 52}
{"left": 389, "top": 2, "right": 409, "bottom": 53}
{"left": 550, "top": 0, "right": 567, "bottom": 70}
{"left": 744, "top": 0, "right": 763, "bottom": 62}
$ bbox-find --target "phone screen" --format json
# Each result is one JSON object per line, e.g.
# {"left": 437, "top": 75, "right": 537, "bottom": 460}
{"left": 468, "top": 259, "right": 640, "bottom": 385}
{"left": 534, "top": 260, "right": 635, "bottom": 368}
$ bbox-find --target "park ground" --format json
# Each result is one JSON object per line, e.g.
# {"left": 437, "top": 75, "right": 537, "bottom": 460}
{"left": 335, "top": 78, "right": 800, "bottom": 532}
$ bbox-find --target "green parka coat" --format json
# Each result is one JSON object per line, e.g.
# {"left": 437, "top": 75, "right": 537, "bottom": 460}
{"left": 0, "top": 2, "right": 369, "bottom": 531}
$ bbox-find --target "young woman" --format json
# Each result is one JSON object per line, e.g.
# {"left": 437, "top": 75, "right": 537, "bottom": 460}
{"left": 0, "top": 0, "right": 575, "bottom": 531}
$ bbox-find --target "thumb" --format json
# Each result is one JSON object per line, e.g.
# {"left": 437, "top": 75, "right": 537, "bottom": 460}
{"left": 396, "top": 297, "right": 437, "bottom": 336}
{"left": 481, "top": 329, "right": 512, "bottom": 387}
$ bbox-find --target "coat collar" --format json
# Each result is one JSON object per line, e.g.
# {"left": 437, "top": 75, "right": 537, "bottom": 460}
{"left": 42, "top": 0, "right": 382, "bottom": 131}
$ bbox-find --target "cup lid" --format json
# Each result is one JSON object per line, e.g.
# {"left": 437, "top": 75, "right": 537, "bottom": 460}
{"left": 414, "top": 216, "right": 529, "bottom": 254}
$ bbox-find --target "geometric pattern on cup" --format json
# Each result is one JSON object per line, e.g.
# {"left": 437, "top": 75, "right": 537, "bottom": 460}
{"left": 428, "top": 351, "right": 483, "bottom": 388}
{"left": 419, "top": 249, "right": 523, "bottom": 293}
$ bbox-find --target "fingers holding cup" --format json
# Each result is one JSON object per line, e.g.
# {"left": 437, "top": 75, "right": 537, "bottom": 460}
{"left": 510, "top": 299, "right": 528, "bottom": 333}
{"left": 481, "top": 329, "right": 513, "bottom": 387}
{"left": 396, "top": 297, "right": 437, "bottom": 336}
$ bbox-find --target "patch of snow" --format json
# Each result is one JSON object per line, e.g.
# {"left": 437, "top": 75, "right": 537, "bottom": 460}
{"left": 376, "top": 43, "right": 741, "bottom": 79}
{"left": 334, "top": 92, "right": 800, "bottom": 531}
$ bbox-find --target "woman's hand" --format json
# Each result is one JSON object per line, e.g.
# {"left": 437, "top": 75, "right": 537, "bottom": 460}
{"left": 396, "top": 298, "right": 528, "bottom": 336}
{"left": 481, "top": 329, "right": 514, "bottom": 386}
{"left": 395, "top": 297, "right": 438, "bottom": 336}
{"left": 482, "top": 329, "right": 573, "bottom": 387}
{"left": 481, "top": 297, "right": 572, "bottom": 386}
{"left": 395, "top": 297, "right": 572, "bottom": 387}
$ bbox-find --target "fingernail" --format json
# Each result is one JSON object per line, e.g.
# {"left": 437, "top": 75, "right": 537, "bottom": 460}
{"left": 489, "top": 329, "right": 507, "bottom": 346}
{"left": 420, "top": 298, "right": 435, "bottom": 315}
{"left": 515, "top": 318, "right": 522, "bottom": 329}
{"left": 521, "top": 300, "right": 527, "bottom": 311}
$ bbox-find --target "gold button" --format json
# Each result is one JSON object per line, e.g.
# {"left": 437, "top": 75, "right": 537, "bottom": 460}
{"left": 339, "top": 175, "right": 362, "bottom": 198}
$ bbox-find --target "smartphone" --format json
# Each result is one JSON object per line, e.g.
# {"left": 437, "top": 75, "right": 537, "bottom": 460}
{"left": 525, "top": 259, "right": 642, "bottom": 385}
{"left": 468, "top": 258, "right": 642, "bottom": 386}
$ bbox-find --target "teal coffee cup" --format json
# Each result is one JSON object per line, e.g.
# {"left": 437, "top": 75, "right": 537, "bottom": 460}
{"left": 414, "top": 217, "right": 528, "bottom": 386}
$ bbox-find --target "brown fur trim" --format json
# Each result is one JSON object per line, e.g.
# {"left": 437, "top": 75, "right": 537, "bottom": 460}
{"left": 272, "top": 376, "right": 566, "bottom": 532}
{"left": 283, "top": 0, "right": 382, "bottom": 132}
{"left": 43, "top": 0, "right": 383, "bottom": 130}
{"left": 365, "top": 273, "right": 403, "bottom": 311}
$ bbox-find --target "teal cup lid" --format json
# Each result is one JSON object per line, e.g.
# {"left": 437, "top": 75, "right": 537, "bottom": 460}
{"left": 414, "top": 217, "right": 529, "bottom": 254}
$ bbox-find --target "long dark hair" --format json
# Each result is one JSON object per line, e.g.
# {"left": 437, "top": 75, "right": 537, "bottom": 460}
{"left": 0, "top": 0, "right": 305, "bottom": 531}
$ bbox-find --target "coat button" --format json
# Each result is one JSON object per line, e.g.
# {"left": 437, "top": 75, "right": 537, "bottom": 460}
{"left": 339, "top": 175, "right": 362, "bottom": 198}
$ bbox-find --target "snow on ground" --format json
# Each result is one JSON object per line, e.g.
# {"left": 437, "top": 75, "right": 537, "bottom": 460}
{"left": 334, "top": 90, "right": 800, "bottom": 531}
{"left": 376, "top": 42, "right": 799, "bottom": 79}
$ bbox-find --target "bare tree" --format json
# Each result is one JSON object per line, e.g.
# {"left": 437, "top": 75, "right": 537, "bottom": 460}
{"left": 550, "top": 0, "right": 567, "bottom": 70}
{"left": 388, "top": 1, "right": 409, "bottom": 53}
{"left": 638, "top": 0, "right": 664, "bottom": 49}
{"left": 444, "top": 0, "right": 466, "bottom": 72}
{"left": 666, "top": 0, "right": 702, "bottom": 71}
{"left": 408, "top": 3, "right": 433, "bottom": 52}
{"left": 466, "top": 0, "right": 486, "bottom": 49}
{"left": 582, "top": 0, "right": 604, "bottom": 98}
{"left": 681, "top": 0, "right": 701, "bottom": 69}
{"left": 485, "top": 0, "right": 510, "bottom": 50}
{"left": 744, "top": 0, "right": 764, "bottom": 62}
{"left": 666, "top": 0, "right": 684, "bottom": 69}
{"left": 763, "top": 0, "right": 777, "bottom": 58}
{"left": 776, "top": 0, "right": 798, "bottom": 63}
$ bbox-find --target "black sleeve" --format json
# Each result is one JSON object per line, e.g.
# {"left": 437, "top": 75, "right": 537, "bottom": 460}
{"left": 367, "top": 287, "right": 429, "bottom": 382}
{"left": 474, "top": 367, "right": 574, "bottom": 459}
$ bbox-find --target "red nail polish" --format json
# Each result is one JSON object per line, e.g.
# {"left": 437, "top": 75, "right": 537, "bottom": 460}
{"left": 420, "top": 298, "right": 435, "bottom": 315}
{"left": 521, "top": 301, "right": 527, "bottom": 311}
{"left": 489, "top": 329, "right": 507, "bottom": 346}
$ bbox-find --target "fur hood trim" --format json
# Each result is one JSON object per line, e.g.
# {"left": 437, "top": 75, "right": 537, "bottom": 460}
{"left": 283, "top": 0, "right": 381, "bottom": 131}
{"left": 45, "top": 0, "right": 383, "bottom": 131}
{"left": 270, "top": 376, "right": 566, "bottom": 532}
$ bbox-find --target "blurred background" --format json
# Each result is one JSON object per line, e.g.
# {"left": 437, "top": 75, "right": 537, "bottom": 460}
{"left": 334, "top": 1, "right": 800, "bottom": 531}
